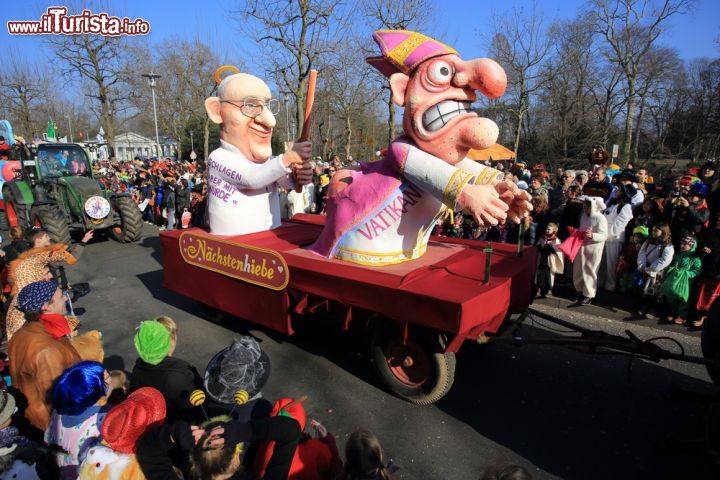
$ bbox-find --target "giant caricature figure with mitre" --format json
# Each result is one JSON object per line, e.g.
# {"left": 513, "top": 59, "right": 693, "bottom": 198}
{"left": 310, "top": 30, "right": 532, "bottom": 265}
{"left": 204, "top": 69, "right": 312, "bottom": 236}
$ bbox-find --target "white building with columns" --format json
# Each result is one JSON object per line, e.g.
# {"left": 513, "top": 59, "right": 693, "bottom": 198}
{"left": 113, "top": 132, "right": 177, "bottom": 160}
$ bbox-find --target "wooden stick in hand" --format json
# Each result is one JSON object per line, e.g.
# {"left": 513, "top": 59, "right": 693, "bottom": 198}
{"left": 294, "top": 70, "right": 317, "bottom": 193}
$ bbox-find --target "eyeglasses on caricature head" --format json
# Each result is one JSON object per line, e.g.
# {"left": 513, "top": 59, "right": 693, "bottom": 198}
{"left": 220, "top": 97, "right": 280, "bottom": 118}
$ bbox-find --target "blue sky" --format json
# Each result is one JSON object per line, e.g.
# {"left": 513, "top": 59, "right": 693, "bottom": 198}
{"left": 2, "top": 0, "right": 719, "bottom": 80}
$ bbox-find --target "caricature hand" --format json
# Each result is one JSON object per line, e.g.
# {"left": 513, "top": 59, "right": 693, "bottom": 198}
{"left": 291, "top": 141, "right": 312, "bottom": 161}
{"left": 294, "top": 163, "right": 313, "bottom": 187}
{"left": 458, "top": 184, "right": 508, "bottom": 226}
{"left": 493, "top": 180, "right": 533, "bottom": 223}
{"left": 282, "top": 151, "right": 304, "bottom": 169}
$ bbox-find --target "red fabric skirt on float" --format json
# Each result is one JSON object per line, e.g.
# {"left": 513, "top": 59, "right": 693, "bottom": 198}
{"left": 160, "top": 215, "right": 538, "bottom": 353}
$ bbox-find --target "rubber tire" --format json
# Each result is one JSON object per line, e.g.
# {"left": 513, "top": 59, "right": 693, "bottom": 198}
{"left": 3, "top": 190, "right": 28, "bottom": 230}
{"left": 31, "top": 204, "right": 72, "bottom": 246}
{"left": 109, "top": 196, "right": 143, "bottom": 243}
{"left": 370, "top": 323, "right": 456, "bottom": 405}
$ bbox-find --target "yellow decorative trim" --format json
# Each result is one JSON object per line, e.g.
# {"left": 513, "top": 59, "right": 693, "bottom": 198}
{"left": 334, "top": 244, "right": 428, "bottom": 266}
{"left": 474, "top": 166, "right": 502, "bottom": 185}
{"left": 336, "top": 245, "right": 423, "bottom": 257}
{"left": 443, "top": 170, "right": 474, "bottom": 207}
{"left": 442, "top": 170, "right": 463, "bottom": 206}
{"left": 387, "top": 34, "right": 427, "bottom": 70}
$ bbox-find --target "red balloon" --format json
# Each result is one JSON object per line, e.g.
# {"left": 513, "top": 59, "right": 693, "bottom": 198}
{"left": 2, "top": 161, "right": 21, "bottom": 182}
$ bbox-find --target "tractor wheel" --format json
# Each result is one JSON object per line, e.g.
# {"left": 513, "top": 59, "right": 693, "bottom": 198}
{"left": 109, "top": 196, "right": 143, "bottom": 243}
{"left": 370, "top": 322, "right": 456, "bottom": 405}
{"left": 2, "top": 190, "right": 28, "bottom": 230}
{"left": 31, "top": 204, "right": 71, "bottom": 246}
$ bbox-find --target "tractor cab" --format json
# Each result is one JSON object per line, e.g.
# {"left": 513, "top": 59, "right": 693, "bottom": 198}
{"left": 36, "top": 144, "right": 91, "bottom": 179}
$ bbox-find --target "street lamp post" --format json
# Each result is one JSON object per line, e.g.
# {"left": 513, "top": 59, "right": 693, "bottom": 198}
{"left": 141, "top": 72, "right": 162, "bottom": 158}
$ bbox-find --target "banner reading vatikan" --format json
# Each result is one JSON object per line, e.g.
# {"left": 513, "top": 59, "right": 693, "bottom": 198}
{"left": 179, "top": 231, "right": 289, "bottom": 291}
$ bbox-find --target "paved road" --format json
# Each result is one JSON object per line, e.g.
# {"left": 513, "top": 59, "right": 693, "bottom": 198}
{"left": 66, "top": 227, "right": 719, "bottom": 480}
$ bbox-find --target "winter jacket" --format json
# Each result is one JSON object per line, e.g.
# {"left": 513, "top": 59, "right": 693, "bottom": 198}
{"left": 163, "top": 183, "right": 176, "bottom": 210}
{"left": 129, "top": 356, "right": 204, "bottom": 423}
{"left": 637, "top": 240, "right": 674, "bottom": 275}
{"left": 176, "top": 186, "right": 190, "bottom": 211}
{"left": 700, "top": 229, "right": 720, "bottom": 280}
{"left": 665, "top": 199, "right": 710, "bottom": 241}
{"left": 8, "top": 322, "right": 81, "bottom": 431}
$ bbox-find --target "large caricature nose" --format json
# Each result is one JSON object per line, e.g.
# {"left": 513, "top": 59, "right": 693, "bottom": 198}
{"left": 453, "top": 58, "right": 507, "bottom": 100}
{"left": 255, "top": 105, "right": 276, "bottom": 128}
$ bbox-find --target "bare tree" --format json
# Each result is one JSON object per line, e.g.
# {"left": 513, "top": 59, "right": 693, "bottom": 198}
{"left": 46, "top": 33, "right": 135, "bottom": 148}
{"left": 362, "top": 0, "right": 435, "bottom": 144}
{"left": 237, "top": 0, "right": 346, "bottom": 136}
{"left": 325, "top": 39, "right": 376, "bottom": 158}
{"left": 0, "top": 55, "right": 49, "bottom": 137}
{"left": 590, "top": 0, "right": 692, "bottom": 162}
{"left": 541, "top": 15, "right": 598, "bottom": 158}
{"left": 631, "top": 45, "right": 681, "bottom": 160}
{"left": 489, "top": 5, "right": 552, "bottom": 156}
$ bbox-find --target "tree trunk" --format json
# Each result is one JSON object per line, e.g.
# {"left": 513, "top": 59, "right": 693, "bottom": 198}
{"left": 622, "top": 78, "right": 636, "bottom": 163}
{"left": 344, "top": 114, "right": 352, "bottom": 159}
{"left": 632, "top": 95, "right": 646, "bottom": 163}
{"left": 561, "top": 113, "right": 568, "bottom": 159}
{"left": 513, "top": 111, "right": 523, "bottom": 157}
{"left": 203, "top": 115, "right": 210, "bottom": 166}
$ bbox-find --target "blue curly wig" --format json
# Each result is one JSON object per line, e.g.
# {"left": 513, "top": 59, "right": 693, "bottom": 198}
{"left": 53, "top": 361, "right": 106, "bottom": 416}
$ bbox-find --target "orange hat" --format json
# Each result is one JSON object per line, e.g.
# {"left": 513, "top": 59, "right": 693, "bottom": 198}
{"left": 101, "top": 387, "right": 166, "bottom": 454}
{"left": 366, "top": 30, "right": 457, "bottom": 78}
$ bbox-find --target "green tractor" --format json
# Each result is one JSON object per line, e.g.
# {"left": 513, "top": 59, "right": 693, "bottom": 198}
{"left": 1, "top": 143, "right": 143, "bottom": 245}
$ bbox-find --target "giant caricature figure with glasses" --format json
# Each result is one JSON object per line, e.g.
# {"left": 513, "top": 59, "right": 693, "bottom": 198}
{"left": 204, "top": 68, "right": 312, "bottom": 236}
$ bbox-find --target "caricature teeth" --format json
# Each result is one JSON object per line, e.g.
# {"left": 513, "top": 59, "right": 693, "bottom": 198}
{"left": 422, "top": 101, "right": 474, "bottom": 132}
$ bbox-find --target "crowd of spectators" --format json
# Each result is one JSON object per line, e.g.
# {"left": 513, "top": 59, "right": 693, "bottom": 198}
{"left": 429, "top": 145, "right": 720, "bottom": 328}
{"left": 93, "top": 157, "right": 208, "bottom": 231}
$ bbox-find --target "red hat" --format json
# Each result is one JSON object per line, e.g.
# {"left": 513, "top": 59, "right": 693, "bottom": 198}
{"left": 101, "top": 387, "right": 166, "bottom": 454}
{"left": 271, "top": 397, "right": 307, "bottom": 430}
{"left": 366, "top": 30, "right": 458, "bottom": 78}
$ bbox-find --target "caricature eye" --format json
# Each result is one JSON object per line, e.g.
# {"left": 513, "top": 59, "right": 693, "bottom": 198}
{"left": 428, "top": 60, "right": 453, "bottom": 85}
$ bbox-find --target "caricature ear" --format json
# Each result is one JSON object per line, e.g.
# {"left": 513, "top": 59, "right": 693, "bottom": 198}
{"left": 389, "top": 73, "right": 410, "bottom": 107}
{"left": 205, "top": 97, "right": 223, "bottom": 125}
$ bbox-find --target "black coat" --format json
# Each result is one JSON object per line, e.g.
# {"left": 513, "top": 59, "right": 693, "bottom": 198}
{"left": 700, "top": 230, "right": 720, "bottom": 280}
{"left": 163, "top": 184, "right": 176, "bottom": 210}
{"left": 130, "top": 356, "right": 204, "bottom": 422}
{"left": 175, "top": 187, "right": 190, "bottom": 211}
{"left": 4, "top": 239, "right": 31, "bottom": 263}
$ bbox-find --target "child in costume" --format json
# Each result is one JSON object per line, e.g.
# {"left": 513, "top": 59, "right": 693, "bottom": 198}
{"left": 572, "top": 197, "right": 608, "bottom": 305}
{"left": 253, "top": 397, "right": 342, "bottom": 480}
{"left": 44, "top": 361, "right": 111, "bottom": 480}
{"left": 635, "top": 223, "right": 675, "bottom": 318}
{"left": 616, "top": 226, "right": 648, "bottom": 294}
{"left": 336, "top": 430, "right": 398, "bottom": 480}
{"left": 130, "top": 318, "right": 204, "bottom": 423}
{"left": 535, "top": 223, "right": 563, "bottom": 298}
{"left": 660, "top": 235, "right": 702, "bottom": 325}
{"left": 78, "top": 387, "right": 167, "bottom": 480}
